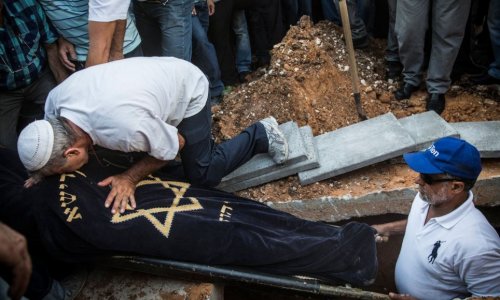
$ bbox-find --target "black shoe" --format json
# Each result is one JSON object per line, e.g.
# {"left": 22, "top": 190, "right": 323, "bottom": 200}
{"left": 238, "top": 71, "right": 251, "bottom": 83}
{"left": 394, "top": 83, "right": 419, "bottom": 100}
{"left": 470, "top": 72, "right": 500, "bottom": 85}
{"left": 386, "top": 61, "right": 403, "bottom": 81}
{"left": 352, "top": 36, "right": 369, "bottom": 49}
{"left": 426, "top": 93, "right": 446, "bottom": 115}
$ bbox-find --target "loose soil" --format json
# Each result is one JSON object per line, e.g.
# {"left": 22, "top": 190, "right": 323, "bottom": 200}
{"left": 212, "top": 17, "right": 500, "bottom": 203}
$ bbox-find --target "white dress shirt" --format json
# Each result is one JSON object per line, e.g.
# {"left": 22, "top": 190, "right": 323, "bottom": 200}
{"left": 45, "top": 57, "right": 209, "bottom": 161}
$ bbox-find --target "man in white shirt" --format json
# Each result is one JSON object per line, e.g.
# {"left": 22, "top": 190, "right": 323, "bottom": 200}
{"left": 17, "top": 57, "right": 288, "bottom": 216}
{"left": 373, "top": 137, "right": 500, "bottom": 300}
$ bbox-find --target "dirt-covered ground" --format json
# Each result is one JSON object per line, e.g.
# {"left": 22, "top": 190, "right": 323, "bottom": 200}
{"left": 212, "top": 17, "right": 500, "bottom": 203}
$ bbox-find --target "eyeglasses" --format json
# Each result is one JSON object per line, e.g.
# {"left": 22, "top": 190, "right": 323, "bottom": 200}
{"left": 420, "top": 174, "right": 461, "bottom": 185}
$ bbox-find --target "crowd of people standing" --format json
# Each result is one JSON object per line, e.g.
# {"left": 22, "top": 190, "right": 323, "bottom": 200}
{"left": 0, "top": 0, "right": 499, "bottom": 299}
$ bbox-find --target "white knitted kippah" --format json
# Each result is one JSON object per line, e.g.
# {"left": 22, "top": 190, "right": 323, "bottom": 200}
{"left": 17, "top": 120, "right": 54, "bottom": 171}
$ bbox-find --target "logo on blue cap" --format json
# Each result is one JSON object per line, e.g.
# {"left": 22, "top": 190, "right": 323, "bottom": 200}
{"left": 403, "top": 137, "right": 482, "bottom": 180}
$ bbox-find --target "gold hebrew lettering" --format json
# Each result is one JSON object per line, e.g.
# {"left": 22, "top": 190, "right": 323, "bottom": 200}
{"left": 64, "top": 207, "right": 82, "bottom": 222}
{"left": 59, "top": 191, "right": 77, "bottom": 208}
{"left": 59, "top": 173, "right": 76, "bottom": 183}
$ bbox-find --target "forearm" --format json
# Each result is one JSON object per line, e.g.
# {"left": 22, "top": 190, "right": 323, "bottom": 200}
{"left": 109, "top": 19, "right": 126, "bottom": 61}
{"left": 86, "top": 21, "right": 117, "bottom": 67}
{"left": 123, "top": 156, "right": 169, "bottom": 184}
{"left": 44, "top": 41, "right": 69, "bottom": 83}
{"left": 372, "top": 219, "right": 407, "bottom": 237}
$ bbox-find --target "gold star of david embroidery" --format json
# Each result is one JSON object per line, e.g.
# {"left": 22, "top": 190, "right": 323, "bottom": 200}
{"left": 111, "top": 176, "right": 203, "bottom": 238}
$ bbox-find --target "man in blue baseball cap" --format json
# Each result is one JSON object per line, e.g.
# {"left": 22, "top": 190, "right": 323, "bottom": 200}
{"left": 373, "top": 137, "right": 500, "bottom": 300}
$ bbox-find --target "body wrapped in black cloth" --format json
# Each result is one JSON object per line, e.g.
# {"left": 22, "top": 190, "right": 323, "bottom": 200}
{"left": 0, "top": 148, "right": 378, "bottom": 286}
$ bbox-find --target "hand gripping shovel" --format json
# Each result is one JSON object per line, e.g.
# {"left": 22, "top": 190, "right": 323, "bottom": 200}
{"left": 338, "top": 0, "right": 367, "bottom": 120}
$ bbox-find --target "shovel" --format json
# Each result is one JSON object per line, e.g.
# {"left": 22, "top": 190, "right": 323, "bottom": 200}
{"left": 338, "top": 0, "right": 367, "bottom": 120}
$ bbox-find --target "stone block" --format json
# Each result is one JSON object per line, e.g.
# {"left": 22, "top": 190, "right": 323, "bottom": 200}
{"left": 398, "top": 111, "right": 459, "bottom": 150}
{"left": 298, "top": 113, "right": 415, "bottom": 185}
{"left": 218, "top": 126, "right": 319, "bottom": 192}
{"left": 219, "top": 121, "right": 307, "bottom": 185}
{"left": 450, "top": 121, "right": 500, "bottom": 158}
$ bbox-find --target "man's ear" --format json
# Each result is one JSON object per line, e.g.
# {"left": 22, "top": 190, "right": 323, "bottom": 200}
{"left": 451, "top": 181, "right": 465, "bottom": 193}
{"left": 63, "top": 147, "right": 80, "bottom": 158}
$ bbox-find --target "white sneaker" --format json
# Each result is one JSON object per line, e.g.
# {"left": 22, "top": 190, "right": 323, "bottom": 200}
{"left": 259, "top": 117, "right": 289, "bottom": 164}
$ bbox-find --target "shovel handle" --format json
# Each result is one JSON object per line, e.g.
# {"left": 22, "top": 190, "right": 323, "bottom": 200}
{"left": 338, "top": 0, "right": 360, "bottom": 95}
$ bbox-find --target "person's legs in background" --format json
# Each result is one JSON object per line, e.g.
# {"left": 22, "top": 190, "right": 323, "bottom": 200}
{"left": 0, "top": 92, "right": 24, "bottom": 151}
{"left": 394, "top": 0, "right": 429, "bottom": 100}
{"left": 385, "top": 0, "right": 402, "bottom": 81}
{"left": 133, "top": 1, "right": 162, "bottom": 56}
{"left": 425, "top": 0, "right": 471, "bottom": 114}
{"left": 133, "top": 0, "right": 193, "bottom": 61}
{"left": 281, "top": 0, "right": 299, "bottom": 29}
{"left": 192, "top": 1, "right": 225, "bottom": 105}
{"left": 486, "top": 0, "right": 500, "bottom": 82}
{"left": 357, "top": 0, "right": 375, "bottom": 37}
{"left": 246, "top": 0, "right": 284, "bottom": 69}
{"left": 320, "top": 0, "right": 341, "bottom": 24}
{"left": 471, "top": 0, "right": 500, "bottom": 85}
{"left": 0, "top": 69, "right": 55, "bottom": 151}
{"left": 232, "top": 10, "right": 252, "bottom": 83}
{"left": 209, "top": 0, "right": 240, "bottom": 86}
{"left": 334, "top": 0, "right": 370, "bottom": 49}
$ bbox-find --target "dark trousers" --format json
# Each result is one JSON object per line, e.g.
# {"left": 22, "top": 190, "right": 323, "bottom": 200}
{"left": 0, "top": 69, "right": 56, "bottom": 151}
{"left": 192, "top": 2, "right": 224, "bottom": 98}
{"left": 247, "top": 1, "right": 285, "bottom": 67}
{"left": 208, "top": 0, "right": 278, "bottom": 85}
{"left": 177, "top": 98, "right": 268, "bottom": 187}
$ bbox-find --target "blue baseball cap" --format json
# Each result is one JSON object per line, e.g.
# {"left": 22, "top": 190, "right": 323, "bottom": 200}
{"left": 403, "top": 137, "right": 482, "bottom": 180}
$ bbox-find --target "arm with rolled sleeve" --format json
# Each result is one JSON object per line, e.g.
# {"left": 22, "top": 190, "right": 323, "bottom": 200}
{"left": 86, "top": 0, "right": 131, "bottom": 67}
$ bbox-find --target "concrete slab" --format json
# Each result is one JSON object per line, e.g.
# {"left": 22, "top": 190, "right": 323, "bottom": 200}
{"left": 398, "top": 111, "right": 459, "bottom": 150}
{"left": 450, "top": 121, "right": 500, "bottom": 158}
{"left": 298, "top": 113, "right": 416, "bottom": 185}
{"left": 219, "top": 121, "right": 307, "bottom": 185}
{"left": 269, "top": 175, "right": 500, "bottom": 222}
{"left": 218, "top": 126, "right": 320, "bottom": 192}
{"left": 78, "top": 267, "right": 223, "bottom": 300}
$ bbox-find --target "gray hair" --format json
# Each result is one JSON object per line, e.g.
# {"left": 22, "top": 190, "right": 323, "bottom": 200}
{"left": 29, "top": 117, "right": 78, "bottom": 183}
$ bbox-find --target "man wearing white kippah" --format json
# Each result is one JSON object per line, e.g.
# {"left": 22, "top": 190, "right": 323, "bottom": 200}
{"left": 17, "top": 56, "right": 289, "bottom": 216}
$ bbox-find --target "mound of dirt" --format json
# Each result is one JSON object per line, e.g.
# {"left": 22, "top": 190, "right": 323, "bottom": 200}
{"left": 213, "top": 17, "right": 500, "bottom": 202}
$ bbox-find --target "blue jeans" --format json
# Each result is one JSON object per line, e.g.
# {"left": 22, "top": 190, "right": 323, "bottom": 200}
{"left": 322, "top": 0, "right": 372, "bottom": 40}
{"left": 192, "top": 2, "right": 224, "bottom": 98}
{"left": 133, "top": 0, "right": 193, "bottom": 61}
{"left": 233, "top": 10, "right": 252, "bottom": 74}
{"left": 488, "top": 0, "right": 500, "bottom": 79}
{"left": 321, "top": 0, "right": 341, "bottom": 24}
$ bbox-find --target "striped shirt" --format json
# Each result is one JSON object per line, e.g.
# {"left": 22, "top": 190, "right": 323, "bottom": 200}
{"left": 39, "top": 0, "right": 141, "bottom": 61}
{"left": 0, "top": 0, "right": 58, "bottom": 90}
